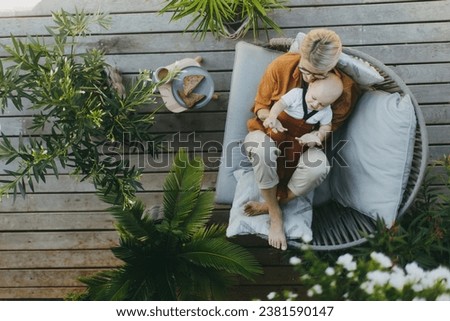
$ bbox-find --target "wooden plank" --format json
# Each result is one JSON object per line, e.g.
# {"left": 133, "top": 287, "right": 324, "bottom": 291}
{"left": 0, "top": 0, "right": 165, "bottom": 17}
{"left": 0, "top": 266, "right": 298, "bottom": 287}
{"left": 354, "top": 43, "right": 450, "bottom": 65}
{"left": 0, "top": 269, "right": 104, "bottom": 287}
{"left": 410, "top": 84, "right": 450, "bottom": 105}
{"left": 1, "top": 0, "right": 429, "bottom": 17}
{"left": 0, "top": 151, "right": 224, "bottom": 176}
{"left": 0, "top": 250, "right": 119, "bottom": 269}
{"left": 0, "top": 287, "right": 84, "bottom": 300}
{"left": 427, "top": 126, "right": 450, "bottom": 145}
{"left": 0, "top": 171, "right": 218, "bottom": 193}
{"left": 0, "top": 207, "right": 227, "bottom": 231}
{"left": 0, "top": 212, "right": 115, "bottom": 231}
{"left": 0, "top": 231, "right": 118, "bottom": 250}
{"left": 274, "top": 1, "right": 450, "bottom": 28}
{"left": 0, "top": 0, "right": 427, "bottom": 18}
{"left": 0, "top": 91, "right": 228, "bottom": 116}
{"left": 0, "top": 190, "right": 232, "bottom": 214}
{"left": 429, "top": 146, "right": 450, "bottom": 161}
{"left": 1, "top": 2, "right": 448, "bottom": 37}
{"left": 421, "top": 105, "right": 450, "bottom": 125}
{"left": 2, "top": 22, "right": 450, "bottom": 57}
{"left": 390, "top": 63, "right": 450, "bottom": 84}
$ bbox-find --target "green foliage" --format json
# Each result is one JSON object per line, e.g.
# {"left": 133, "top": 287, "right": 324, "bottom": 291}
{"left": 73, "top": 150, "right": 262, "bottom": 300}
{"left": 160, "top": 0, "right": 286, "bottom": 40}
{"left": 0, "top": 9, "right": 165, "bottom": 204}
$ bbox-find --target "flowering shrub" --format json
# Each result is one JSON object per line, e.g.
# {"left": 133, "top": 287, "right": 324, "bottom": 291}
{"left": 267, "top": 250, "right": 450, "bottom": 301}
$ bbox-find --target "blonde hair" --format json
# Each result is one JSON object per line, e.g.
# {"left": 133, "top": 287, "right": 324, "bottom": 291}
{"left": 300, "top": 29, "right": 342, "bottom": 72}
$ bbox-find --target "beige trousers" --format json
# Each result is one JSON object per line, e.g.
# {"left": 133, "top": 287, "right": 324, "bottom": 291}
{"left": 243, "top": 130, "right": 330, "bottom": 196}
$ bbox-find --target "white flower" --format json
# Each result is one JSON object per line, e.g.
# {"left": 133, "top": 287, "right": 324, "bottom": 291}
{"left": 312, "top": 284, "right": 323, "bottom": 295}
{"left": 289, "top": 256, "right": 302, "bottom": 265}
{"left": 347, "top": 272, "right": 355, "bottom": 278}
{"left": 412, "top": 297, "right": 426, "bottom": 301}
{"left": 412, "top": 283, "right": 424, "bottom": 292}
{"left": 337, "top": 254, "right": 357, "bottom": 271}
{"left": 360, "top": 281, "right": 375, "bottom": 295}
{"left": 389, "top": 269, "right": 406, "bottom": 291}
{"left": 325, "top": 267, "right": 335, "bottom": 276}
{"left": 367, "top": 270, "right": 390, "bottom": 286}
{"left": 421, "top": 266, "right": 450, "bottom": 289}
{"left": 267, "top": 292, "right": 277, "bottom": 300}
{"left": 436, "top": 294, "right": 450, "bottom": 301}
{"left": 307, "top": 284, "right": 323, "bottom": 297}
{"left": 405, "top": 262, "right": 425, "bottom": 283}
{"left": 370, "top": 252, "right": 393, "bottom": 268}
{"left": 429, "top": 266, "right": 450, "bottom": 283}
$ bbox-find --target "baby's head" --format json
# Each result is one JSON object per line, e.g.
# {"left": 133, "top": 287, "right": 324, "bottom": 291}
{"left": 305, "top": 73, "right": 343, "bottom": 111}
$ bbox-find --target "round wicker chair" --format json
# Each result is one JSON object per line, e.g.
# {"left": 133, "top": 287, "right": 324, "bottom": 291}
{"left": 215, "top": 40, "right": 429, "bottom": 251}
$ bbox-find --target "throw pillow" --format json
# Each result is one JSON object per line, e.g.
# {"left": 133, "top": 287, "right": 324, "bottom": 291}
{"left": 226, "top": 169, "right": 313, "bottom": 243}
{"left": 329, "top": 90, "right": 416, "bottom": 227}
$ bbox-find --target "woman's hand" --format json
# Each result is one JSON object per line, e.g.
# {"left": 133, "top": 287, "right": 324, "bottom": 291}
{"left": 263, "top": 116, "right": 287, "bottom": 134}
{"left": 296, "top": 133, "right": 322, "bottom": 148}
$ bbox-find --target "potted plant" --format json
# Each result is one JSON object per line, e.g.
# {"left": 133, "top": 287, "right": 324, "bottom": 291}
{"left": 159, "top": 0, "right": 287, "bottom": 40}
{"left": 71, "top": 150, "right": 262, "bottom": 300}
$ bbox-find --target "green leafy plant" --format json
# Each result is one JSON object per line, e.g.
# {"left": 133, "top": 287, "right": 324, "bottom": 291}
{"left": 72, "top": 150, "right": 262, "bottom": 300}
{"left": 160, "top": 0, "right": 286, "bottom": 40}
{"left": 0, "top": 9, "right": 165, "bottom": 204}
{"left": 267, "top": 250, "right": 450, "bottom": 301}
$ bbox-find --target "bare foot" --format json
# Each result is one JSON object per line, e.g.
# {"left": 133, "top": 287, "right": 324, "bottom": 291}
{"left": 268, "top": 208, "right": 287, "bottom": 251}
{"left": 244, "top": 201, "right": 269, "bottom": 216}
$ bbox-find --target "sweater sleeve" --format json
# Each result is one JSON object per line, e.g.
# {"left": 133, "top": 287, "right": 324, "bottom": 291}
{"left": 252, "top": 63, "right": 279, "bottom": 114}
{"left": 251, "top": 53, "right": 301, "bottom": 115}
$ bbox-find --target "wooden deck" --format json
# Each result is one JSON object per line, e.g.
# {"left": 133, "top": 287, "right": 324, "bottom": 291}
{"left": 0, "top": 0, "right": 449, "bottom": 300}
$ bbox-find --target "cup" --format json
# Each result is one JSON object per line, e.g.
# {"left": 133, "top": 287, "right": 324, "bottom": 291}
{"left": 154, "top": 66, "right": 170, "bottom": 83}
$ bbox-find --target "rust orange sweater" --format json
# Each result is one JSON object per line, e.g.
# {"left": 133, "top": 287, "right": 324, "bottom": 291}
{"left": 250, "top": 52, "right": 360, "bottom": 132}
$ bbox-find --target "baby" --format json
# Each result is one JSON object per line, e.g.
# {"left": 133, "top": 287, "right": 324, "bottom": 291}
{"left": 258, "top": 73, "right": 344, "bottom": 201}
{"left": 263, "top": 73, "right": 343, "bottom": 146}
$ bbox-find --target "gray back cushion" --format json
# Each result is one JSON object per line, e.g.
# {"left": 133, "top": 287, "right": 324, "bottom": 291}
{"left": 215, "top": 42, "right": 282, "bottom": 204}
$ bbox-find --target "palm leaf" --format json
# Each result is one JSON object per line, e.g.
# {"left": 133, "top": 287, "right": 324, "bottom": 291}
{"left": 180, "top": 229, "right": 263, "bottom": 281}
{"left": 162, "top": 149, "right": 204, "bottom": 231}
{"left": 78, "top": 269, "right": 130, "bottom": 301}
{"left": 108, "top": 199, "right": 156, "bottom": 242}
{"left": 178, "top": 190, "right": 215, "bottom": 239}
{"left": 175, "top": 262, "right": 233, "bottom": 300}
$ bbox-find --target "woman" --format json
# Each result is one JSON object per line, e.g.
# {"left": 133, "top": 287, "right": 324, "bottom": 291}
{"left": 243, "top": 29, "right": 360, "bottom": 250}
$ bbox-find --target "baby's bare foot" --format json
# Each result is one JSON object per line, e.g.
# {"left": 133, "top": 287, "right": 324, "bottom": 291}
{"left": 268, "top": 210, "right": 287, "bottom": 251}
{"left": 244, "top": 201, "right": 269, "bottom": 216}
